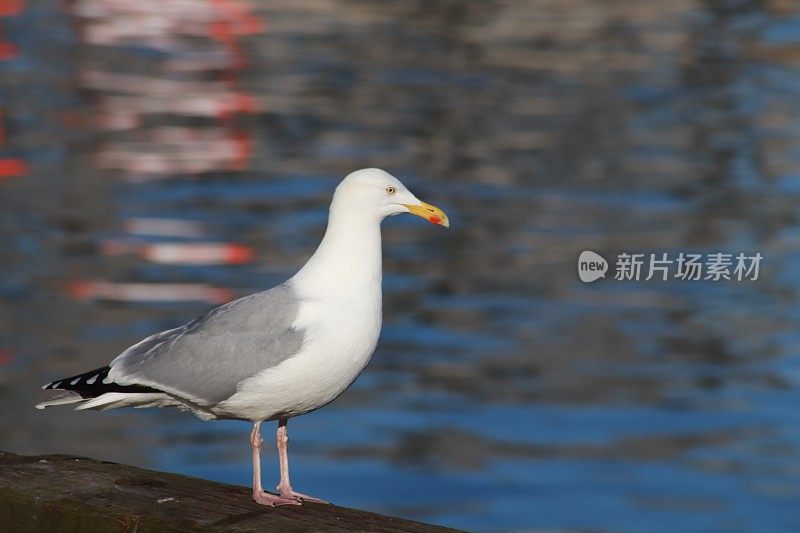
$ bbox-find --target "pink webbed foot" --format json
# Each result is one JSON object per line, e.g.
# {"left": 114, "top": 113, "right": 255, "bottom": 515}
{"left": 253, "top": 490, "right": 301, "bottom": 507}
{"left": 278, "top": 485, "right": 329, "bottom": 504}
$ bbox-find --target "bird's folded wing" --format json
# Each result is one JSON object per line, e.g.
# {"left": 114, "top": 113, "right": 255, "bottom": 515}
{"left": 108, "top": 283, "right": 306, "bottom": 406}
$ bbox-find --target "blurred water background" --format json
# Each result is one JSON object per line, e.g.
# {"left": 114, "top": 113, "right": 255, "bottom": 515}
{"left": 2, "top": 0, "right": 800, "bottom": 531}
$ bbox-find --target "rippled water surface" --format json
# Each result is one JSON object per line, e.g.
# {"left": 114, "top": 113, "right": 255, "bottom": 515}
{"left": 2, "top": 1, "right": 800, "bottom": 531}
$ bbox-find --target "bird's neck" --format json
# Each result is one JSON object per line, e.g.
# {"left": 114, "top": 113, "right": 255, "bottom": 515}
{"left": 291, "top": 206, "right": 383, "bottom": 297}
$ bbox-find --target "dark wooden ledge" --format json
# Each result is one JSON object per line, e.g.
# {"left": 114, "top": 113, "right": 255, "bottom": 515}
{"left": 0, "top": 451, "right": 460, "bottom": 532}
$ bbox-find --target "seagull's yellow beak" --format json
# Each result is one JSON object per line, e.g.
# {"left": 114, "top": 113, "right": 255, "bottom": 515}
{"left": 403, "top": 201, "right": 450, "bottom": 228}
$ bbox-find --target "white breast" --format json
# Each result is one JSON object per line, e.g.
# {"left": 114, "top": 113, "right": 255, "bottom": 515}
{"left": 214, "top": 290, "right": 381, "bottom": 421}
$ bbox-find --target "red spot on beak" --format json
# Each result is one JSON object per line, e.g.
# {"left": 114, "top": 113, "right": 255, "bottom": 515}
{"left": 429, "top": 215, "right": 442, "bottom": 225}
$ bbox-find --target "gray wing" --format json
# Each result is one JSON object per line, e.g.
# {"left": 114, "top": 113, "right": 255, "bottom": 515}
{"left": 108, "top": 283, "right": 305, "bottom": 405}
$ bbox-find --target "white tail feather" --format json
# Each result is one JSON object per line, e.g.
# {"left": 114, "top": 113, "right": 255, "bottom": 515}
{"left": 35, "top": 392, "right": 84, "bottom": 409}
{"left": 74, "top": 392, "right": 172, "bottom": 411}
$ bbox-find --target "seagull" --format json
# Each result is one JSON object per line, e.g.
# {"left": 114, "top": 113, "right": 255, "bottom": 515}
{"left": 36, "top": 168, "right": 449, "bottom": 506}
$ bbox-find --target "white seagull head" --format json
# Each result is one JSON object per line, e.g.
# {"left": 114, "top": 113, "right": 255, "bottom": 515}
{"left": 333, "top": 168, "right": 449, "bottom": 227}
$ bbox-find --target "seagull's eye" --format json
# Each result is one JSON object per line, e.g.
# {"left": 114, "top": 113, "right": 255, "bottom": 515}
{"left": 385, "top": 186, "right": 396, "bottom": 195}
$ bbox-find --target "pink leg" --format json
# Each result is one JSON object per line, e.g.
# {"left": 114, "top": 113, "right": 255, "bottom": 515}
{"left": 276, "top": 417, "right": 328, "bottom": 503}
{"left": 250, "top": 421, "right": 299, "bottom": 506}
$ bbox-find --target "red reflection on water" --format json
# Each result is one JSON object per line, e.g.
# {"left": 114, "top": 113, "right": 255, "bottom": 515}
{"left": 0, "top": 0, "right": 22, "bottom": 17}
{"left": 101, "top": 240, "right": 255, "bottom": 265}
{"left": 0, "top": 41, "right": 17, "bottom": 60}
{"left": 0, "top": 0, "right": 21, "bottom": 60}
{"left": 0, "top": 158, "right": 27, "bottom": 178}
{"left": 73, "top": 0, "right": 264, "bottom": 177}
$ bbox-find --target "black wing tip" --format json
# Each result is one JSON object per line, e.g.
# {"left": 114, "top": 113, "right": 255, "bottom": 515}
{"left": 41, "top": 366, "right": 160, "bottom": 395}
{"left": 43, "top": 366, "right": 111, "bottom": 391}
